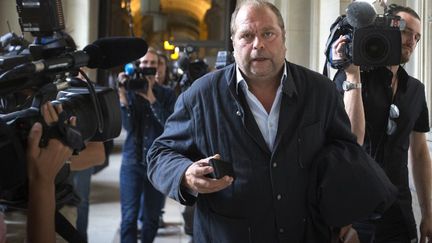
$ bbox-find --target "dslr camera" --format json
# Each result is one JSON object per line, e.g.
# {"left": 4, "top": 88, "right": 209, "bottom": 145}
{"left": 120, "top": 62, "right": 156, "bottom": 92}
{"left": 325, "top": 1, "right": 403, "bottom": 69}
{"left": 0, "top": 0, "right": 123, "bottom": 207}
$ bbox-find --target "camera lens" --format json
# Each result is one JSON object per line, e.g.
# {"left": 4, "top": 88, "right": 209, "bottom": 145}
{"left": 362, "top": 34, "right": 389, "bottom": 64}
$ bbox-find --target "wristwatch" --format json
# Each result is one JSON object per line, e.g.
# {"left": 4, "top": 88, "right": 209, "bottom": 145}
{"left": 342, "top": 81, "right": 362, "bottom": 91}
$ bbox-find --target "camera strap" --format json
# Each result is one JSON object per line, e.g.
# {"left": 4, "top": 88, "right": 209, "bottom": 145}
{"left": 323, "top": 15, "right": 352, "bottom": 76}
{"left": 55, "top": 210, "right": 87, "bottom": 243}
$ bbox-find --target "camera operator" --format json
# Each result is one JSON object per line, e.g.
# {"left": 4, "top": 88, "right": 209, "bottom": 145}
{"left": 332, "top": 4, "right": 432, "bottom": 243}
{"left": 26, "top": 102, "right": 104, "bottom": 243}
{"left": 26, "top": 102, "right": 74, "bottom": 243}
{"left": 117, "top": 47, "right": 176, "bottom": 243}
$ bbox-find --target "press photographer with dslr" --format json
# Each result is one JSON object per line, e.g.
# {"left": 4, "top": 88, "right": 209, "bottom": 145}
{"left": 117, "top": 47, "right": 176, "bottom": 243}
{"left": 331, "top": 4, "right": 432, "bottom": 243}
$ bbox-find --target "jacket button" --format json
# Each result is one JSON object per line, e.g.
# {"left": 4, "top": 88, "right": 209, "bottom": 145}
{"left": 279, "top": 228, "right": 284, "bottom": 233}
{"left": 236, "top": 111, "right": 241, "bottom": 116}
{"left": 276, "top": 194, "right": 281, "bottom": 200}
{"left": 272, "top": 162, "right": 277, "bottom": 168}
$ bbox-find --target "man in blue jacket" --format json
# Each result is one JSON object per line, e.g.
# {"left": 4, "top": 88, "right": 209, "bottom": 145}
{"left": 118, "top": 47, "right": 176, "bottom": 243}
{"left": 147, "top": 1, "right": 396, "bottom": 242}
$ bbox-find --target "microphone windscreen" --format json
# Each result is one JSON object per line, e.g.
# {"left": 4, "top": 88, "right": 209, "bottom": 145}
{"left": 346, "top": 1, "right": 376, "bottom": 28}
{"left": 84, "top": 37, "right": 148, "bottom": 69}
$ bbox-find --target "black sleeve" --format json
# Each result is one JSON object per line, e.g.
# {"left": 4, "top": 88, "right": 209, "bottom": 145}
{"left": 308, "top": 85, "right": 397, "bottom": 227}
{"left": 146, "top": 92, "right": 198, "bottom": 206}
{"left": 413, "top": 88, "right": 430, "bottom": 133}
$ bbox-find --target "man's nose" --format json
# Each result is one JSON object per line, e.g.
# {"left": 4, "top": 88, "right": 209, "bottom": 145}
{"left": 253, "top": 36, "right": 264, "bottom": 49}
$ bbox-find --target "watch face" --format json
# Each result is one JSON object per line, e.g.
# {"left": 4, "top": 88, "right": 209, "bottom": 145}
{"left": 342, "top": 81, "right": 350, "bottom": 91}
{"left": 342, "top": 81, "right": 360, "bottom": 91}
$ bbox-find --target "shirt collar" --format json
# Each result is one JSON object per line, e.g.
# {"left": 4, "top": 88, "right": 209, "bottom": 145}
{"left": 372, "top": 66, "right": 409, "bottom": 92}
{"left": 235, "top": 62, "right": 288, "bottom": 94}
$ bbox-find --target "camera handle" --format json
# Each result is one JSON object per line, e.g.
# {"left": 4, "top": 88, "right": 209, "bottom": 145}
{"left": 78, "top": 70, "right": 104, "bottom": 133}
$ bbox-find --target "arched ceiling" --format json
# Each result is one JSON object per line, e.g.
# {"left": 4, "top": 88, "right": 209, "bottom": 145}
{"left": 161, "top": 0, "right": 212, "bottom": 22}
{"left": 122, "top": 0, "right": 227, "bottom": 49}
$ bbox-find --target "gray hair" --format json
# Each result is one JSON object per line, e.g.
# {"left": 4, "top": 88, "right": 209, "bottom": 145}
{"left": 230, "top": 0, "right": 285, "bottom": 36}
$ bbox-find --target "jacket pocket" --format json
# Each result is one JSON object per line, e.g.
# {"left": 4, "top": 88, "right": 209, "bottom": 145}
{"left": 298, "top": 121, "right": 324, "bottom": 169}
{"left": 208, "top": 210, "right": 251, "bottom": 243}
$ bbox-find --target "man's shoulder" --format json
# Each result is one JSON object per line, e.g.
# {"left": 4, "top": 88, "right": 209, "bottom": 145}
{"left": 286, "top": 61, "right": 331, "bottom": 82}
{"left": 187, "top": 64, "right": 234, "bottom": 90}
{"left": 285, "top": 61, "right": 335, "bottom": 92}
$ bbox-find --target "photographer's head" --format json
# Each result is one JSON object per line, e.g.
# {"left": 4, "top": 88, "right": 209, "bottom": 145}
{"left": 135, "top": 47, "right": 158, "bottom": 91}
{"left": 230, "top": 0, "right": 286, "bottom": 82}
{"left": 388, "top": 5, "right": 421, "bottom": 64}
{"left": 139, "top": 47, "right": 158, "bottom": 69}
{"left": 156, "top": 51, "right": 169, "bottom": 85}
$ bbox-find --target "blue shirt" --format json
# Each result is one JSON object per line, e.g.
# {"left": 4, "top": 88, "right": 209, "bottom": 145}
{"left": 235, "top": 64, "right": 287, "bottom": 151}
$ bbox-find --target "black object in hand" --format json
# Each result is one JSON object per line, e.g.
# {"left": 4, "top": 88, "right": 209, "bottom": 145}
{"left": 207, "top": 158, "right": 235, "bottom": 179}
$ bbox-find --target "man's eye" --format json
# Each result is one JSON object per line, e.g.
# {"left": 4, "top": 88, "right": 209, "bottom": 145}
{"left": 242, "top": 33, "right": 253, "bottom": 40}
{"left": 263, "top": 32, "right": 274, "bottom": 38}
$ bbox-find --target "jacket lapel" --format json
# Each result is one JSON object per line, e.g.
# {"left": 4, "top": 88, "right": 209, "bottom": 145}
{"left": 274, "top": 63, "right": 298, "bottom": 152}
{"left": 225, "top": 65, "right": 270, "bottom": 154}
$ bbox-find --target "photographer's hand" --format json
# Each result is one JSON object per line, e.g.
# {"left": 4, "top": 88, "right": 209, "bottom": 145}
{"left": 137, "top": 76, "right": 156, "bottom": 104}
{"left": 332, "top": 35, "right": 359, "bottom": 75}
{"left": 27, "top": 102, "right": 75, "bottom": 243}
{"left": 333, "top": 36, "right": 365, "bottom": 145}
{"left": 26, "top": 121, "right": 73, "bottom": 243}
{"left": 118, "top": 72, "right": 129, "bottom": 106}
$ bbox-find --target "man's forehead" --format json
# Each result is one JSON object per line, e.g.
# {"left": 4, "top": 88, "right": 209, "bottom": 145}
{"left": 235, "top": 6, "right": 279, "bottom": 31}
{"left": 397, "top": 12, "right": 421, "bottom": 31}
{"left": 141, "top": 53, "right": 158, "bottom": 62}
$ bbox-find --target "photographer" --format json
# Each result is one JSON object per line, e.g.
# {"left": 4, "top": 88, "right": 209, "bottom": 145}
{"left": 26, "top": 102, "right": 74, "bottom": 243}
{"left": 117, "top": 47, "right": 176, "bottom": 243}
{"left": 0, "top": 100, "right": 105, "bottom": 243}
{"left": 26, "top": 102, "right": 104, "bottom": 243}
{"left": 332, "top": 4, "right": 432, "bottom": 243}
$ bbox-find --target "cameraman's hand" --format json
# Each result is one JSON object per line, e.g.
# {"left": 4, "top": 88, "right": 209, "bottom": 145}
{"left": 332, "top": 35, "right": 360, "bottom": 76}
{"left": 136, "top": 76, "right": 156, "bottom": 104}
{"left": 26, "top": 122, "right": 72, "bottom": 184}
{"left": 332, "top": 35, "right": 349, "bottom": 61}
{"left": 28, "top": 103, "right": 74, "bottom": 183}
{"left": 26, "top": 119, "right": 73, "bottom": 243}
{"left": 117, "top": 72, "right": 129, "bottom": 106}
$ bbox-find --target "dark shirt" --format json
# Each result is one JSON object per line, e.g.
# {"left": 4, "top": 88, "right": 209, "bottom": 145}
{"left": 335, "top": 66, "right": 430, "bottom": 235}
{"left": 121, "top": 84, "right": 176, "bottom": 164}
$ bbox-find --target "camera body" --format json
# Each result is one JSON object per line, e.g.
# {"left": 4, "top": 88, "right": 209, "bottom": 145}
{"left": 0, "top": 0, "right": 122, "bottom": 207}
{"left": 121, "top": 62, "right": 156, "bottom": 91}
{"left": 326, "top": 14, "right": 402, "bottom": 69}
{"left": 351, "top": 15, "right": 401, "bottom": 66}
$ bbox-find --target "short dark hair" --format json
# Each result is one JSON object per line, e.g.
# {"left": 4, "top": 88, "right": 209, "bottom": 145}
{"left": 387, "top": 4, "right": 420, "bottom": 21}
{"left": 230, "top": 0, "right": 285, "bottom": 36}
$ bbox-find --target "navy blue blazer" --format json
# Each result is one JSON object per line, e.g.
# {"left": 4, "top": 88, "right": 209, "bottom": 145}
{"left": 147, "top": 62, "right": 396, "bottom": 243}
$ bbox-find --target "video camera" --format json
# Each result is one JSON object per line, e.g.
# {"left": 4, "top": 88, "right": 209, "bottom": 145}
{"left": 0, "top": 0, "right": 147, "bottom": 207}
{"left": 175, "top": 46, "right": 208, "bottom": 92}
{"left": 325, "top": 1, "right": 403, "bottom": 69}
{"left": 120, "top": 62, "right": 156, "bottom": 92}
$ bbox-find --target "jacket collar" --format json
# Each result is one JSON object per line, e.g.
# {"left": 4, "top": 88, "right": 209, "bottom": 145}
{"left": 226, "top": 60, "right": 298, "bottom": 98}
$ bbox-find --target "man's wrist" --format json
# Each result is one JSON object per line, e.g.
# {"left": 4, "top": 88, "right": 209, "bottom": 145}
{"left": 342, "top": 80, "right": 362, "bottom": 91}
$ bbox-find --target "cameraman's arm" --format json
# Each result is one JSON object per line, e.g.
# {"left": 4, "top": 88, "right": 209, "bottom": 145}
{"left": 26, "top": 121, "right": 72, "bottom": 243}
{"left": 70, "top": 142, "right": 105, "bottom": 171}
{"left": 332, "top": 35, "right": 365, "bottom": 145}
{"left": 118, "top": 72, "right": 129, "bottom": 106}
